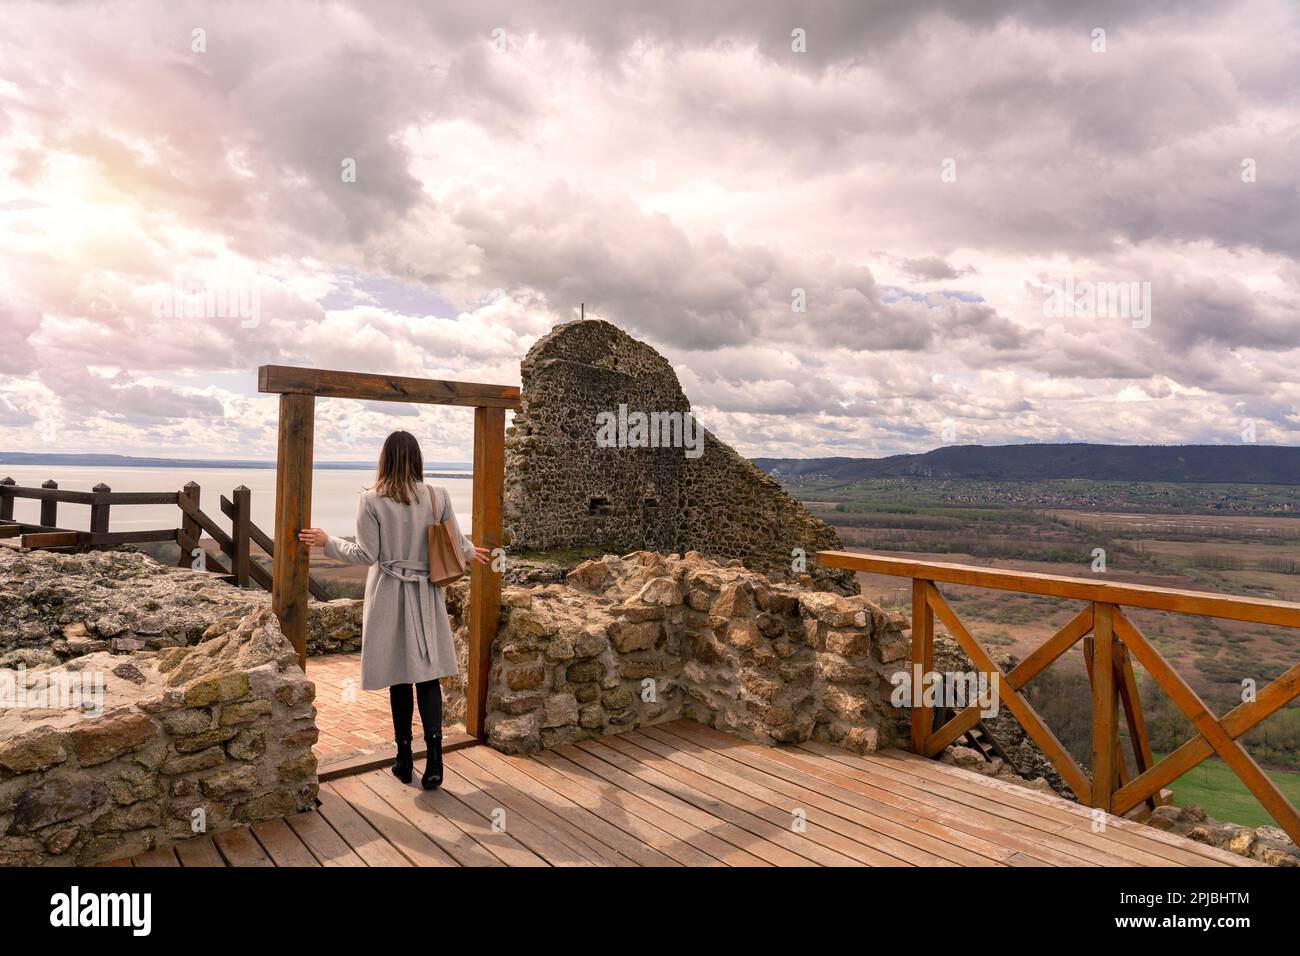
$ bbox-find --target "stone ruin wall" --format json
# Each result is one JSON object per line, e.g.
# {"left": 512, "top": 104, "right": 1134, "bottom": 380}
{"left": 444, "top": 549, "right": 908, "bottom": 756}
{"left": 503, "top": 320, "right": 854, "bottom": 593}
{"left": 0, "top": 604, "right": 317, "bottom": 867}
{"left": 0, "top": 548, "right": 363, "bottom": 668}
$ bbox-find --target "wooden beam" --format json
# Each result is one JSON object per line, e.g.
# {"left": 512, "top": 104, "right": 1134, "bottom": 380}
{"left": 177, "top": 529, "right": 230, "bottom": 575}
{"left": 1113, "top": 608, "right": 1300, "bottom": 845}
{"left": 1116, "top": 659, "right": 1300, "bottom": 817}
{"left": 21, "top": 531, "right": 81, "bottom": 548}
{"left": 1115, "top": 641, "right": 1157, "bottom": 812}
{"left": 0, "top": 477, "right": 13, "bottom": 521}
{"left": 221, "top": 495, "right": 330, "bottom": 602}
{"left": 271, "top": 393, "right": 315, "bottom": 671}
{"left": 258, "top": 365, "right": 520, "bottom": 410}
{"left": 231, "top": 485, "right": 251, "bottom": 588}
{"left": 910, "top": 579, "right": 934, "bottom": 755}
{"left": 178, "top": 495, "right": 237, "bottom": 556}
{"left": 318, "top": 734, "right": 479, "bottom": 782}
{"left": 39, "top": 479, "right": 57, "bottom": 528}
{"left": 1, "top": 520, "right": 73, "bottom": 534}
{"left": 466, "top": 405, "right": 506, "bottom": 740}
{"left": 0, "top": 486, "right": 98, "bottom": 504}
{"left": 86, "top": 529, "right": 180, "bottom": 546}
{"left": 96, "top": 491, "right": 181, "bottom": 506}
{"left": 89, "top": 483, "right": 111, "bottom": 535}
{"left": 926, "top": 604, "right": 1093, "bottom": 755}
{"left": 1091, "top": 603, "right": 1117, "bottom": 811}
{"left": 1112, "top": 645, "right": 1300, "bottom": 815}
{"left": 926, "top": 584, "right": 1092, "bottom": 801}
{"left": 817, "top": 551, "right": 1300, "bottom": 628}
{"left": 178, "top": 482, "right": 201, "bottom": 569}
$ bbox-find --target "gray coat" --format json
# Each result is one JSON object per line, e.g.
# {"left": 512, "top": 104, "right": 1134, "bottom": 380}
{"left": 324, "top": 485, "right": 475, "bottom": 690}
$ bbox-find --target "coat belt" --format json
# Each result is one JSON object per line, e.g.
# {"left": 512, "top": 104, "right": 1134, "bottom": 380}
{"left": 379, "top": 559, "right": 433, "bottom": 661}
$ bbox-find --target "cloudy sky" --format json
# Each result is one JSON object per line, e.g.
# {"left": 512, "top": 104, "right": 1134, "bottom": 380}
{"left": 1, "top": 0, "right": 1298, "bottom": 462}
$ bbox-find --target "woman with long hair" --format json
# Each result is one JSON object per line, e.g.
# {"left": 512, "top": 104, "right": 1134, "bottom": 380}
{"left": 298, "top": 431, "right": 488, "bottom": 789}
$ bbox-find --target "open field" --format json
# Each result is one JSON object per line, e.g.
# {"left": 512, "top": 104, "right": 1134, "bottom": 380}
{"left": 1158, "top": 755, "right": 1300, "bottom": 830}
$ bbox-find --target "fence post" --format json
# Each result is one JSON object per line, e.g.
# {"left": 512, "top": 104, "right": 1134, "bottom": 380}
{"left": 232, "top": 484, "right": 251, "bottom": 587}
{"left": 39, "top": 479, "right": 57, "bottom": 528}
{"left": 271, "top": 393, "right": 315, "bottom": 672}
{"left": 1091, "top": 602, "right": 1117, "bottom": 811}
{"left": 178, "top": 482, "right": 200, "bottom": 568}
{"left": 467, "top": 404, "right": 506, "bottom": 740}
{"left": 90, "top": 483, "right": 111, "bottom": 536}
{"left": 0, "top": 477, "right": 13, "bottom": 521}
{"left": 911, "top": 578, "right": 935, "bottom": 755}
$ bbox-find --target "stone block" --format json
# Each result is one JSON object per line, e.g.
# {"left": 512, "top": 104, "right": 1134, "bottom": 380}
{"left": 67, "top": 712, "right": 157, "bottom": 767}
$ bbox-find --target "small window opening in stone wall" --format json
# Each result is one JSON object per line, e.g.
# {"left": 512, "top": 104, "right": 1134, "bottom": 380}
{"left": 589, "top": 496, "right": 612, "bottom": 516}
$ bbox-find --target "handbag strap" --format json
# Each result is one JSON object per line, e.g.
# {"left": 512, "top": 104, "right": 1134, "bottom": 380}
{"left": 426, "top": 483, "right": 447, "bottom": 523}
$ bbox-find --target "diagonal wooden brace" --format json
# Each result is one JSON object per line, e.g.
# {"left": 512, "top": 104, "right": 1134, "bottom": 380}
{"left": 926, "top": 585, "right": 1092, "bottom": 802}
{"left": 1113, "top": 609, "right": 1300, "bottom": 845}
{"left": 926, "top": 604, "right": 1093, "bottom": 755}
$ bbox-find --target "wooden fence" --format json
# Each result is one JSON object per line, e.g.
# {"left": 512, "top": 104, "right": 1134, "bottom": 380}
{"left": 0, "top": 477, "right": 327, "bottom": 599}
{"left": 817, "top": 550, "right": 1300, "bottom": 845}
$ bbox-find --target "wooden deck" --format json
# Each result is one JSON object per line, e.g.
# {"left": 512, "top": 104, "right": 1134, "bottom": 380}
{"left": 119, "top": 720, "right": 1255, "bottom": 867}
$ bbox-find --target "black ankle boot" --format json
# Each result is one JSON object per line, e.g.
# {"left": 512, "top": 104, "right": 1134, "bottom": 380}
{"left": 421, "top": 735, "right": 443, "bottom": 790}
{"left": 393, "top": 737, "right": 413, "bottom": 784}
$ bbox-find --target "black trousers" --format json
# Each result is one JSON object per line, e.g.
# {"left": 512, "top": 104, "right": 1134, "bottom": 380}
{"left": 388, "top": 680, "right": 442, "bottom": 741}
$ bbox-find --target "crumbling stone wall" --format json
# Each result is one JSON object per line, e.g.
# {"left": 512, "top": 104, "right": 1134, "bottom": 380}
{"left": 0, "top": 607, "right": 318, "bottom": 866}
{"left": 504, "top": 320, "right": 854, "bottom": 593}
{"left": 447, "top": 550, "right": 904, "bottom": 755}
{"left": 1146, "top": 804, "right": 1297, "bottom": 866}
{"left": 0, "top": 548, "right": 361, "bottom": 666}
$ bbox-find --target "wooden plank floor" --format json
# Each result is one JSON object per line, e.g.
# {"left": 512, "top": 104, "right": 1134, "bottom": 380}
{"left": 123, "top": 719, "right": 1257, "bottom": 868}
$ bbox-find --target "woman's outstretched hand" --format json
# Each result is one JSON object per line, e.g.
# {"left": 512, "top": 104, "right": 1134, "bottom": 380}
{"left": 298, "top": 528, "right": 329, "bottom": 548}
{"left": 473, "top": 546, "right": 491, "bottom": 565}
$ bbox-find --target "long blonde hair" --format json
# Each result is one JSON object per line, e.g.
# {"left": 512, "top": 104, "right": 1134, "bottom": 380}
{"left": 374, "top": 431, "right": 423, "bottom": 505}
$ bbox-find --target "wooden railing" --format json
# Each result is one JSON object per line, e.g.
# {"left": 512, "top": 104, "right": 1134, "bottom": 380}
{"left": 817, "top": 550, "right": 1300, "bottom": 844}
{"left": 0, "top": 477, "right": 326, "bottom": 599}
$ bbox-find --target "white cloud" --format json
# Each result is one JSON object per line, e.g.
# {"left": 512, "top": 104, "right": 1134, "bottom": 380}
{"left": 1, "top": 0, "right": 1298, "bottom": 459}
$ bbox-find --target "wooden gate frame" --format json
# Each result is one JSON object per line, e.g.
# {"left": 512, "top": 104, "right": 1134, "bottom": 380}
{"left": 257, "top": 364, "right": 520, "bottom": 740}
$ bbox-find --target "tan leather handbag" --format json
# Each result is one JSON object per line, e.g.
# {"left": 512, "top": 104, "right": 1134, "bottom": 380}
{"left": 426, "top": 485, "right": 468, "bottom": 587}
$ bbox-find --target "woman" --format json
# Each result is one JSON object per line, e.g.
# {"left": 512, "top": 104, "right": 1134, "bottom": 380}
{"left": 299, "top": 431, "right": 488, "bottom": 790}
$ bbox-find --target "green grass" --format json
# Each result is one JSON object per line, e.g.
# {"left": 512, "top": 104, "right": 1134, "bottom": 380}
{"left": 1160, "top": 754, "right": 1300, "bottom": 829}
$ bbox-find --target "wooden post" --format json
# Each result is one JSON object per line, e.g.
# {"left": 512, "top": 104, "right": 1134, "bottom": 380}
{"left": 910, "top": 579, "right": 935, "bottom": 755}
{"left": 1091, "top": 602, "right": 1117, "bottom": 811}
{"left": 90, "top": 483, "right": 111, "bottom": 536}
{"left": 467, "top": 405, "right": 506, "bottom": 740}
{"left": 271, "top": 394, "right": 315, "bottom": 671}
{"left": 0, "top": 477, "right": 13, "bottom": 521}
{"left": 178, "top": 482, "right": 200, "bottom": 567}
{"left": 40, "top": 479, "right": 57, "bottom": 528}
{"left": 231, "top": 485, "right": 251, "bottom": 588}
{"left": 1115, "top": 642, "right": 1158, "bottom": 810}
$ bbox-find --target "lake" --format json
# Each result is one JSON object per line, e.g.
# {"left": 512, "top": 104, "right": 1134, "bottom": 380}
{"left": 1, "top": 466, "right": 476, "bottom": 539}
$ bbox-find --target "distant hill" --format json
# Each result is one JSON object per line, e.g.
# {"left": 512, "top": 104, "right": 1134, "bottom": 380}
{"left": 752, "top": 444, "right": 1300, "bottom": 485}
